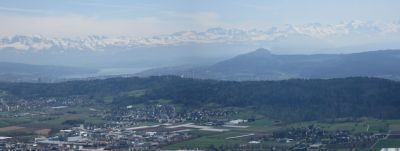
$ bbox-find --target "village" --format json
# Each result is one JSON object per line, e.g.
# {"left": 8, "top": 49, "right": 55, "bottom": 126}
{"left": 1, "top": 95, "right": 397, "bottom": 151}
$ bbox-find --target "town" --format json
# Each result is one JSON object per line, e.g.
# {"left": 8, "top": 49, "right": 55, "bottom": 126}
{"left": 1, "top": 94, "right": 399, "bottom": 151}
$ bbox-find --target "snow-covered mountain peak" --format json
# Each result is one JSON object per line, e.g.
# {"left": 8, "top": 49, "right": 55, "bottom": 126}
{"left": 1, "top": 21, "right": 400, "bottom": 52}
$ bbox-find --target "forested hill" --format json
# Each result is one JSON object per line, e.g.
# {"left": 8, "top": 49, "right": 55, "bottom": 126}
{"left": 137, "top": 49, "right": 400, "bottom": 81}
{"left": 1, "top": 76, "right": 400, "bottom": 121}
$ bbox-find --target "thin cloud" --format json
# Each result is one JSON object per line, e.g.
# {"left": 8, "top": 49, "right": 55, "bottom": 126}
{"left": 0, "top": 11, "right": 224, "bottom": 37}
{"left": 73, "top": 1, "right": 156, "bottom": 10}
{"left": 0, "top": 6, "right": 51, "bottom": 15}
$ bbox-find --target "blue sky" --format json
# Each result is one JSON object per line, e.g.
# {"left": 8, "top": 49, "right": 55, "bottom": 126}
{"left": 0, "top": 0, "right": 399, "bottom": 37}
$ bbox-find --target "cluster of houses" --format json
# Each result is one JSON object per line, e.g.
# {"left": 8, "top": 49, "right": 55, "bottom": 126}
{"left": 1, "top": 123, "right": 191, "bottom": 150}
{"left": 103, "top": 104, "right": 240, "bottom": 128}
{"left": 0, "top": 96, "right": 92, "bottom": 113}
{"left": 272, "top": 125, "right": 386, "bottom": 150}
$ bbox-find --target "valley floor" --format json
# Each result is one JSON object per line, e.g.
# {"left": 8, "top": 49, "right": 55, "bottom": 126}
{"left": 1, "top": 104, "right": 400, "bottom": 150}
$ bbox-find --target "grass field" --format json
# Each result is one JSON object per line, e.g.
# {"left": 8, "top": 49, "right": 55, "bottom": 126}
{"left": 163, "top": 119, "right": 283, "bottom": 150}
{"left": 164, "top": 130, "right": 249, "bottom": 149}
{"left": 163, "top": 118, "right": 398, "bottom": 150}
{"left": 124, "top": 89, "right": 147, "bottom": 97}
{"left": 0, "top": 113, "right": 60, "bottom": 128}
{"left": 244, "top": 119, "right": 280, "bottom": 132}
{"left": 285, "top": 118, "right": 389, "bottom": 134}
{"left": 374, "top": 139, "right": 400, "bottom": 149}
{"left": 0, "top": 106, "right": 104, "bottom": 136}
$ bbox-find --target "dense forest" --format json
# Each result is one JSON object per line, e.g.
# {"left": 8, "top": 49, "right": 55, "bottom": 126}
{"left": 1, "top": 76, "right": 400, "bottom": 121}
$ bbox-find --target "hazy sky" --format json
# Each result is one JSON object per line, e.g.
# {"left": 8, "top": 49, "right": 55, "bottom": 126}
{"left": 1, "top": 0, "right": 399, "bottom": 37}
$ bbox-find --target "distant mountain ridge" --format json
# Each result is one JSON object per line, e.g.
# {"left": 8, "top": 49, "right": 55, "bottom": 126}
{"left": 137, "top": 49, "right": 400, "bottom": 81}
{"left": 1, "top": 20, "right": 399, "bottom": 52}
{"left": 2, "top": 20, "right": 400, "bottom": 69}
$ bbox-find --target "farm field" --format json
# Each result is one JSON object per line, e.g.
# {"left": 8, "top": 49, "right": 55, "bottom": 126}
{"left": 0, "top": 106, "right": 104, "bottom": 136}
{"left": 162, "top": 118, "right": 400, "bottom": 150}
